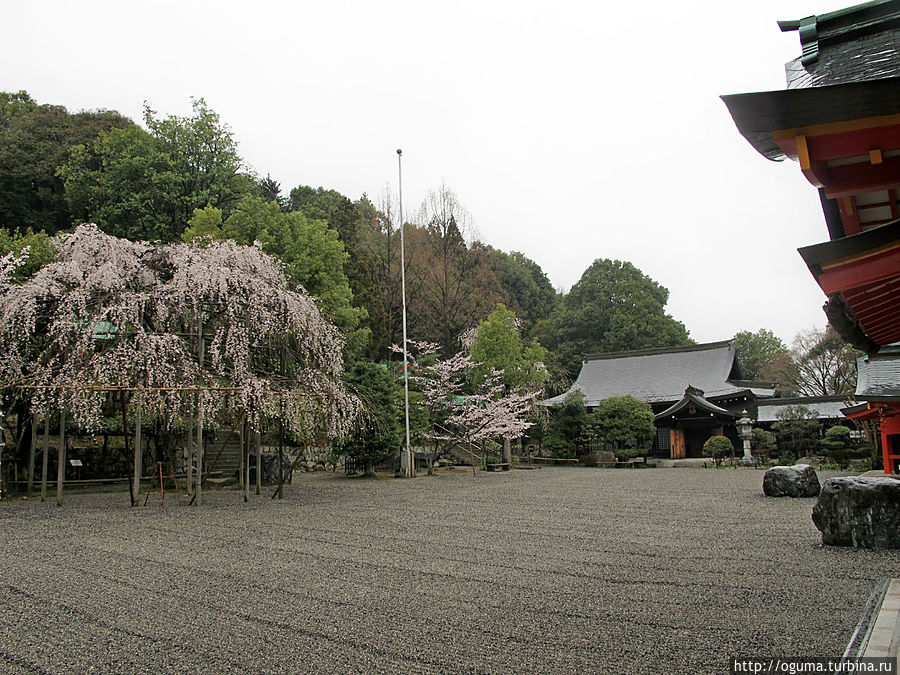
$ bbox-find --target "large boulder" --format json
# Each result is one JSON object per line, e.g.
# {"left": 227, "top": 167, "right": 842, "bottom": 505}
{"left": 812, "top": 476, "right": 900, "bottom": 549}
{"left": 763, "top": 464, "right": 821, "bottom": 497}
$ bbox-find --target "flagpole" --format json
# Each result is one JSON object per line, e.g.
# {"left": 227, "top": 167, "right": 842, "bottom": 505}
{"left": 397, "top": 149, "right": 413, "bottom": 478}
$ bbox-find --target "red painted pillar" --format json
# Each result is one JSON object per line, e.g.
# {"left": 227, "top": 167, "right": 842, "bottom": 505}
{"left": 881, "top": 413, "right": 900, "bottom": 475}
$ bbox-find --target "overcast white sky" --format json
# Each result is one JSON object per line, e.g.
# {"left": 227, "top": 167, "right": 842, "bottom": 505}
{"left": 3, "top": 0, "right": 853, "bottom": 347}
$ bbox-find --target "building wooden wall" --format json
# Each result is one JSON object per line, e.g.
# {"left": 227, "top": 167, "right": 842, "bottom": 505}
{"left": 670, "top": 429, "right": 686, "bottom": 459}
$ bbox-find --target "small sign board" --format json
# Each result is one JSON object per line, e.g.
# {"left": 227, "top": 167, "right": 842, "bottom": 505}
{"left": 69, "top": 459, "right": 83, "bottom": 467}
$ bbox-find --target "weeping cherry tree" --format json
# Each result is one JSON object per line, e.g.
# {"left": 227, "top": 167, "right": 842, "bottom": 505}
{"left": 0, "top": 225, "right": 360, "bottom": 496}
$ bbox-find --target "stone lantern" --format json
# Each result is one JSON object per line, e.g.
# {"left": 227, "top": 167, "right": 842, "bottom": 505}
{"left": 736, "top": 410, "right": 756, "bottom": 466}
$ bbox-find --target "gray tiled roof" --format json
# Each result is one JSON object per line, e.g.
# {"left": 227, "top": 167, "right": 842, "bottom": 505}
{"left": 544, "top": 341, "right": 776, "bottom": 407}
{"left": 721, "top": 77, "right": 900, "bottom": 161}
{"left": 784, "top": 4, "right": 900, "bottom": 89}
{"left": 655, "top": 389, "right": 737, "bottom": 421}
{"left": 756, "top": 396, "right": 851, "bottom": 423}
{"left": 855, "top": 346, "right": 900, "bottom": 400}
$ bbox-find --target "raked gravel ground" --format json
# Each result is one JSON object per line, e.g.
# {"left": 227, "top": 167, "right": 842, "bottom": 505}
{"left": 0, "top": 467, "right": 897, "bottom": 674}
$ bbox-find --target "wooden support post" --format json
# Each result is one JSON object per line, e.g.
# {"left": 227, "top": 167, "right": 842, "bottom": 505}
{"left": 271, "top": 444, "right": 309, "bottom": 499}
{"left": 243, "top": 423, "right": 250, "bottom": 503}
{"left": 186, "top": 416, "right": 194, "bottom": 496}
{"left": 56, "top": 410, "right": 66, "bottom": 507}
{"left": 238, "top": 421, "right": 244, "bottom": 489}
{"left": 27, "top": 415, "right": 36, "bottom": 498}
{"left": 196, "top": 317, "right": 204, "bottom": 506}
{"left": 132, "top": 406, "right": 142, "bottom": 507}
{"left": 40, "top": 416, "right": 49, "bottom": 502}
{"left": 120, "top": 396, "right": 134, "bottom": 507}
{"left": 196, "top": 415, "right": 203, "bottom": 506}
{"left": 277, "top": 443, "right": 284, "bottom": 500}
{"left": 0, "top": 411, "right": 4, "bottom": 500}
{"left": 255, "top": 431, "right": 261, "bottom": 495}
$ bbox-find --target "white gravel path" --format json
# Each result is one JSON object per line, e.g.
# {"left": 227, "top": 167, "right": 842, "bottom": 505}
{"left": 1, "top": 467, "right": 896, "bottom": 674}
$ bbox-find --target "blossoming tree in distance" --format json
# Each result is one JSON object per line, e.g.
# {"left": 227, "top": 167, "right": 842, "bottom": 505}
{"left": 406, "top": 341, "right": 541, "bottom": 475}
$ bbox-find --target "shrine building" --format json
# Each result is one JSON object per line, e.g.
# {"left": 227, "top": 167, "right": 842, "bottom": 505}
{"left": 722, "top": 0, "right": 900, "bottom": 473}
{"left": 544, "top": 341, "right": 777, "bottom": 459}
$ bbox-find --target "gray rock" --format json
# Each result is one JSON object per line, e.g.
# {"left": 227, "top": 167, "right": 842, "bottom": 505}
{"left": 763, "top": 464, "right": 821, "bottom": 497}
{"left": 812, "top": 476, "right": 900, "bottom": 549}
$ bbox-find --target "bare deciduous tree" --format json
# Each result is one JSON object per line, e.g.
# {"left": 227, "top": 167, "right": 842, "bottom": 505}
{"left": 782, "top": 325, "right": 860, "bottom": 397}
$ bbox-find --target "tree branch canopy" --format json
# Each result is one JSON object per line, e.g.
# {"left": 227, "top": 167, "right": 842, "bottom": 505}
{"left": 0, "top": 224, "right": 359, "bottom": 440}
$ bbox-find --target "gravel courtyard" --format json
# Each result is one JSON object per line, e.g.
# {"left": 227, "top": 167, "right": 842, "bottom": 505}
{"left": 1, "top": 467, "right": 896, "bottom": 674}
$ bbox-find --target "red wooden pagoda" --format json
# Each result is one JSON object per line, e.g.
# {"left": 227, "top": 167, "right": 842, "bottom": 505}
{"left": 722, "top": 0, "right": 900, "bottom": 473}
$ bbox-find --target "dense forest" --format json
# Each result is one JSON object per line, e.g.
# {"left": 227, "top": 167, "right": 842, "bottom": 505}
{"left": 0, "top": 92, "right": 695, "bottom": 385}
{"left": 0, "top": 90, "right": 869, "bottom": 485}
{"left": 1, "top": 91, "right": 858, "bottom": 454}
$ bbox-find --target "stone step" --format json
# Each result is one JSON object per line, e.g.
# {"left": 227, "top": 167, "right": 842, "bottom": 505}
{"left": 202, "top": 436, "right": 243, "bottom": 476}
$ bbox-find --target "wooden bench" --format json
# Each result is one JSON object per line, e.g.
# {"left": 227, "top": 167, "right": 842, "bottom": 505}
{"left": 485, "top": 462, "right": 510, "bottom": 471}
{"left": 615, "top": 456, "right": 647, "bottom": 468}
{"left": 530, "top": 456, "right": 578, "bottom": 464}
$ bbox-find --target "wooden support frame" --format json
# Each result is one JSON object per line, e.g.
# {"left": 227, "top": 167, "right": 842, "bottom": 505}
{"left": 27, "top": 415, "right": 36, "bottom": 498}
{"left": 823, "top": 156, "right": 900, "bottom": 199}
{"left": 132, "top": 406, "right": 142, "bottom": 507}
{"left": 243, "top": 421, "right": 250, "bottom": 503}
{"left": 40, "top": 416, "right": 48, "bottom": 502}
{"left": 56, "top": 410, "right": 65, "bottom": 507}
{"left": 255, "top": 431, "right": 261, "bottom": 496}
{"left": 817, "top": 244, "right": 900, "bottom": 294}
{"left": 837, "top": 196, "right": 862, "bottom": 236}
{"left": 2, "top": 284, "right": 341, "bottom": 507}
{"left": 238, "top": 421, "right": 244, "bottom": 490}
{"left": 186, "top": 416, "right": 194, "bottom": 497}
{"left": 195, "top": 413, "right": 203, "bottom": 507}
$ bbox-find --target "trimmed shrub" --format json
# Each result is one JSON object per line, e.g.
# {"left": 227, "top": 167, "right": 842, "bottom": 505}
{"left": 703, "top": 435, "right": 734, "bottom": 467}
